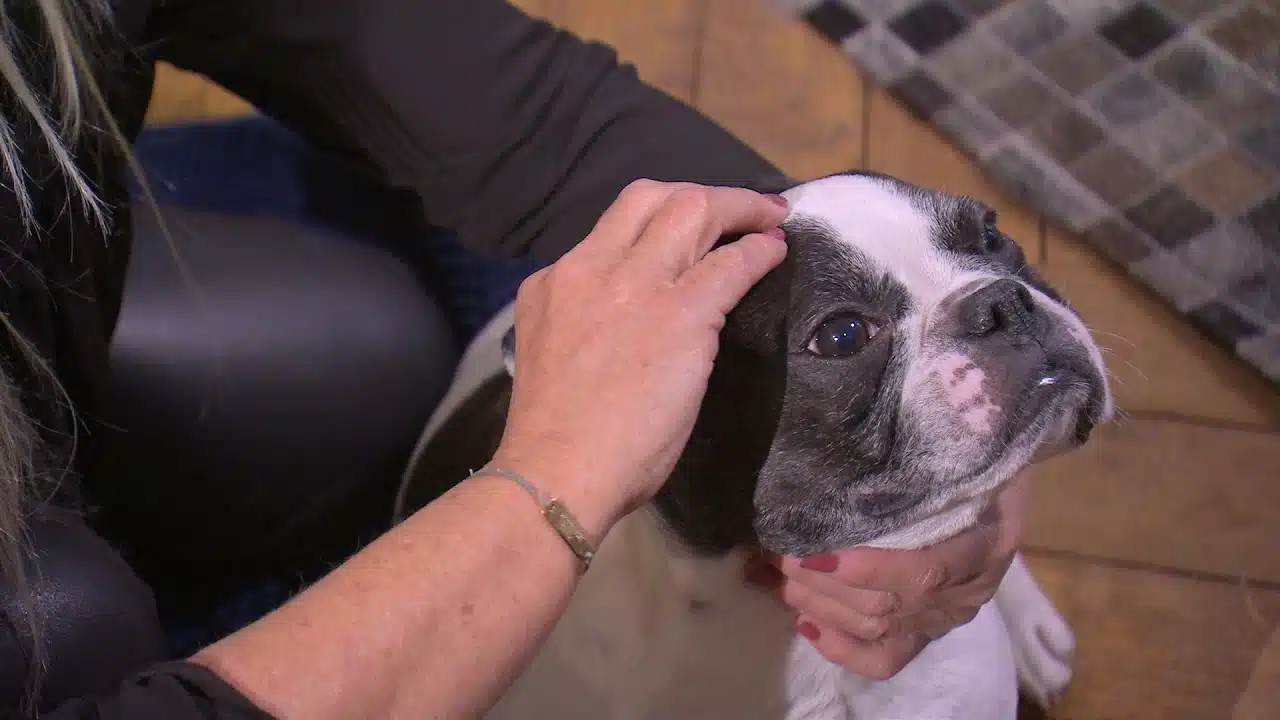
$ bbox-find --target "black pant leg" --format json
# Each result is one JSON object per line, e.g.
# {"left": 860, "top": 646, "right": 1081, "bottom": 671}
{"left": 0, "top": 509, "right": 169, "bottom": 716}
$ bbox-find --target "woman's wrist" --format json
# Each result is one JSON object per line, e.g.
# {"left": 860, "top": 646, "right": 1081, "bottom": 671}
{"left": 480, "top": 449, "right": 629, "bottom": 546}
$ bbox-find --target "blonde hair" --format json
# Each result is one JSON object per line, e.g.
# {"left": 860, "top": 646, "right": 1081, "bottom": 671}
{"left": 1, "top": 0, "right": 122, "bottom": 711}
{"left": 0, "top": 0, "right": 112, "bottom": 228}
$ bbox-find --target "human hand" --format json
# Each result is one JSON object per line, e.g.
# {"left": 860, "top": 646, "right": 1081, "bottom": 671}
{"left": 748, "top": 472, "right": 1031, "bottom": 680}
{"left": 492, "top": 180, "right": 788, "bottom": 536}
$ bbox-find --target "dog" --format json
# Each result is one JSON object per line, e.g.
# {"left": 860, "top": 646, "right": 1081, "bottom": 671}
{"left": 393, "top": 171, "right": 1113, "bottom": 719}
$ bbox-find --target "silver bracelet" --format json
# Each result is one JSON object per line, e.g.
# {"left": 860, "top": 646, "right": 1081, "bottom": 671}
{"left": 470, "top": 466, "right": 596, "bottom": 571}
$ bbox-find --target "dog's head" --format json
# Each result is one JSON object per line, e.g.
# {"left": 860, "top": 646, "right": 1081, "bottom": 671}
{"left": 635, "top": 171, "right": 1113, "bottom": 556}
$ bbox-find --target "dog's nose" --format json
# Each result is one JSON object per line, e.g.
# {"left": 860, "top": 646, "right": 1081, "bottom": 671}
{"left": 956, "top": 279, "right": 1042, "bottom": 340}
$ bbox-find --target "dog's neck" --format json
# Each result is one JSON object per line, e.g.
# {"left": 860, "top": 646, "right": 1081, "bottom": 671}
{"left": 646, "top": 253, "right": 797, "bottom": 556}
{"left": 628, "top": 505, "right": 760, "bottom": 595}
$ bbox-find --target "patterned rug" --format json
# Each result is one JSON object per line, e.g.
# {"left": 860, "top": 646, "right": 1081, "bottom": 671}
{"left": 774, "top": 0, "right": 1279, "bottom": 385}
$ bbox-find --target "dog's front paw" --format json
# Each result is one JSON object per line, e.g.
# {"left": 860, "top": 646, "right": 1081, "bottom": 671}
{"left": 1008, "top": 598, "right": 1074, "bottom": 708}
{"left": 997, "top": 556, "right": 1075, "bottom": 708}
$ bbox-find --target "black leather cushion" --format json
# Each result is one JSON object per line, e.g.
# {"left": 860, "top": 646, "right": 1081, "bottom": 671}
{"left": 88, "top": 202, "right": 459, "bottom": 603}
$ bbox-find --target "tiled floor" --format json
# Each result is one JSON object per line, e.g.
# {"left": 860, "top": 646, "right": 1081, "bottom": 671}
{"left": 146, "top": 1, "right": 1280, "bottom": 717}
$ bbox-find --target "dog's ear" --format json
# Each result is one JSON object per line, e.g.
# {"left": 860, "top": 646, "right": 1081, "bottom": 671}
{"left": 649, "top": 226, "right": 796, "bottom": 554}
{"left": 501, "top": 326, "right": 517, "bottom": 377}
{"left": 713, "top": 226, "right": 795, "bottom": 358}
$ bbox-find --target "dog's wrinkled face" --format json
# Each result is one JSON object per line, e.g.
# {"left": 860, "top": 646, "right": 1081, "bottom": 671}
{"left": 652, "top": 171, "right": 1113, "bottom": 556}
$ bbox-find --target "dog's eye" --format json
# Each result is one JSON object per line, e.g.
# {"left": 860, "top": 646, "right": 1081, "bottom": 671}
{"left": 982, "top": 224, "right": 1006, "bottom": 253}
{"left": 807, "top": 314, "right": 876, "bottom": 357}
{"left": 981, "top": 209, "right": 1007, "bottom": 254}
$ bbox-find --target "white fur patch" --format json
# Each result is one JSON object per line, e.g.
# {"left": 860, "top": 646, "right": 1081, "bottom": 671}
{"left": 783, "top": 174, "right": 972, "bottom": 308}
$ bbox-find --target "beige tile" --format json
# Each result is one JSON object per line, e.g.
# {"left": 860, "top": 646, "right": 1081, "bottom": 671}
{"left": 531, "top": 0, "right": 703, "bottom": 103}
{"left": 865, "top": 88, "right": 1044, "bottom": 265}
{"left": 696, "top": 0, "right": 866, "bottom": 182}
{"left": 145, "top": 63, "right": 211, "bottom": 124}
{"left": 201, "top": 84, "right": 255, "bottom": 118}
{"left": 1025, "top": 554, "right": 1280, "bottom": 720}
{"left": 1043, "top": 228, "right": 1280, "bottom": 425}
{"left": 1025, "top": 418, "right": 1280, "bottom": 583}
{"left": 146, "top": 63, "right": 254, "bottom": 124}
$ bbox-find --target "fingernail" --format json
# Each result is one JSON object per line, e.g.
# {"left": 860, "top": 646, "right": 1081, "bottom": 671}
{"left": 743, "top": 560, "right": 783, "bottom": 589}
{"left": 764, "top": 227, "right": 786, "bottom": 242}
{"left": 800, "top": 553, "right": 839, "bottom": 573}
{"left": 797, "top": 620, "right": 821, "bottom": 643}
{"left": 764, "top": 193, "right": 788, "bottom": 208}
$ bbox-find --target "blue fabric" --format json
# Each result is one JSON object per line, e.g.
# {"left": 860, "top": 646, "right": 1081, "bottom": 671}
{"left": 131, "top": 116, "right": 542, "bottom": 655}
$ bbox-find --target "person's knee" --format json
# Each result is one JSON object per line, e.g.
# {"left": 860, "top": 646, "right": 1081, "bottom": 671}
{"left": 94, "top": 205, "right": 460, "bottom": 581}
{"left": 0, "top": 508, "right": 168, "bottom": 712}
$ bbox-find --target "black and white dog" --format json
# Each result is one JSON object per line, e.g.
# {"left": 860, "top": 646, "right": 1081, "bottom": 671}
{"left": 393, "top": 171, "right": 1113, "bottom": 719}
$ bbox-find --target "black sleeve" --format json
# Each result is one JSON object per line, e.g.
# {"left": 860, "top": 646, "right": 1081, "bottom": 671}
{"left": 145, "top": 0, "right": 786, "bottom": 265}
{"left": 41, "top": 663, "right": 273, "bottom": 719}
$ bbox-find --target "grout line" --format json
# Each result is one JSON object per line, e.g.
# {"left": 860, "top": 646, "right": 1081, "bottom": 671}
{"left": 1121, "top": 408, "right": 1280, "bottom": 434}
{"left": 688, "top": 0, "right": 711, "bottom": 108}
{"left": 1022, "top": 546, "right": 1280, "bottom": 593}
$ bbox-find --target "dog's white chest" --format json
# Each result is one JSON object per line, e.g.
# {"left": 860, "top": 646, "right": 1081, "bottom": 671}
{"left": 483, "top": 508, "right": 1026, "bottom": 720}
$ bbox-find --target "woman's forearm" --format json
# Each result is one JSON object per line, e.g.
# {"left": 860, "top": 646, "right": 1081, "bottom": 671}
{"left": 185, "top": 182, "right": 788, "bottom": 719}
{"left": 192, "top": 471, "right": 617, "bottom": 719}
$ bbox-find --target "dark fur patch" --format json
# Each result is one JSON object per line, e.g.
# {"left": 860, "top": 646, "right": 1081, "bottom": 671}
{"left": 398, "top": 374, "right": 512, "bottom": 515}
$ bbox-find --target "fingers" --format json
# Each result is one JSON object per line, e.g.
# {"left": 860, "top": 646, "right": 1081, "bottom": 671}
{"left": 564, "top": 181, "right": 788, "bottom": 303}
{"left": 767, "top": 478, "right": 1035, "bottom": 682}
{"left": 894, "top": 604, "right": 979, "bottom": 639}
{"left": 629, "top": 185, "right": 788, "bottom": 281}
{"left": 774, "top": 557, "right": 900, "bottom": 620}
{"left": 796, "top": 617, "right": 930, "bottom": 681}
{"left": 676, "top": 232, "right": 787, "bottom": 315}
{"left": 777, "top": 572, "right": 899, "bottom": 643}
{"left": 571, "top": 179, "right": 703, "bottom": 264}
{"left": 812, "top": 528, "right": 999, "bottom": 614}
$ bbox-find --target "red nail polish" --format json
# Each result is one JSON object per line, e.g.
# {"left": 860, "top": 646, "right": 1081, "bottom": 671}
{"left": 800, "top": 553, "right": 839, "bottom": 573}
{"left": 743, "top": 561, "right": 783, "bottom": 589}
{"left": 764, "top": 193, "right": 788, "bottom": 208}
{"left": 797, "top": 621, "right": 821, "bottom": 643}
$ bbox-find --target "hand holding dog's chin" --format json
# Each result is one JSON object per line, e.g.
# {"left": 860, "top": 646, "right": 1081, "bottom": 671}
{"left": 766, "top": 472, "right": 1031, "bottom": 680}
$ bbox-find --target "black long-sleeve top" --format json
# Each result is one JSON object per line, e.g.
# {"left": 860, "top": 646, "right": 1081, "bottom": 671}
{"left": 0, "top": 0, "right": 781, "bottom": 716}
